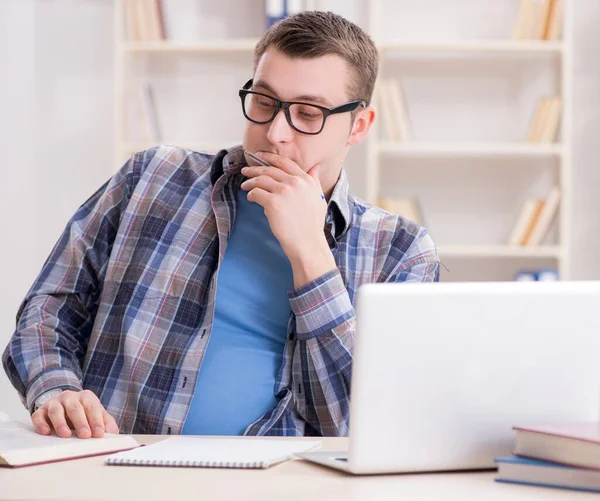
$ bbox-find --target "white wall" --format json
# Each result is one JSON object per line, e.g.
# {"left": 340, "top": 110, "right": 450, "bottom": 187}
{"left": 0, "top": 0, "right": 37, "bottom": 421}
{"left": 1, "top": 0, "right": 600, "bottom": 421}
{"left": 0, "top": 0, "right": 115, "bottom": 421}
{"left": 570, "top": 0, "right": 600, "bottom": 278}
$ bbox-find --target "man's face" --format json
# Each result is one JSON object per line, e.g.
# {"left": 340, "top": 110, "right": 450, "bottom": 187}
{"left": 242, "top": 47, "right": 372, "bottom": 188}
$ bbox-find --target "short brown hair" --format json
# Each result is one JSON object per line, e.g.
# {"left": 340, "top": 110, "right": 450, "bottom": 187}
{"left": 254, "top": 11, "right": 379, "bottom": 106}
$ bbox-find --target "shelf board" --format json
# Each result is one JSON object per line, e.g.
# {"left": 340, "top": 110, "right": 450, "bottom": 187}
{"left": 121, "top": 39, "right": 563, "bottom": 56}
{"left": 121, "top": 39, "right": 258, "bottom": 54}
{"left": 378, "top": 141, "right": 563, "bottom": 158}
{"left": 437, "top": 245, "right": 562, "bottom": 258}
{"left": 379, "top": 40, "right": 564, "bottom": 55}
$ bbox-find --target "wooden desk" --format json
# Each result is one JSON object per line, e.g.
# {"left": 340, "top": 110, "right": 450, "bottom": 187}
{"left": 0, "top": 436, "right": 595, "bottom": 501}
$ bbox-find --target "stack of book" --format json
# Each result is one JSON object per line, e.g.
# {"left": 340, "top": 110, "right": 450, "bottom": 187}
{"left": 375, "top": 79, "right": 412, "bottom": 143}
{"left": 512, "top": 0, "right": 563, "bottom": 41}
{"left": 124, "top": 0, "right": 166, "bottom": 42}
{"left": 496, "top": 422, "right": 600, "bottom": 493}
{"left": 377, "top": 197, "right": 423, "bottom": 225}
{"left": 507, "top": 186, "right": 560, "bottom": 247}
{"left": 528, "top": 96, "right": 563, "bottom": 144}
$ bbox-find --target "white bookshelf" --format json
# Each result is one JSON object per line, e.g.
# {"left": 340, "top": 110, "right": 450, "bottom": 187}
{"left": 114, "top": 0, "right": 571, "bottom": 281}
{"left": 121, "top": 39, "right": 258, "bottom": 53}
{"left": 121, "top": 39, "right": 564, "bottom": 55}
{"left": 366, "top": 0, "right": 571, "bottom": 281}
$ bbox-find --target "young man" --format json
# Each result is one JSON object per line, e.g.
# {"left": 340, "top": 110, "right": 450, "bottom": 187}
{"left": 3, "top": 11, "right": 439, "bottom": 438}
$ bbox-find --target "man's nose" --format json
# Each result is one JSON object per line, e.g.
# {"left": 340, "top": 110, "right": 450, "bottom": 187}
{"left": 267, "top": 108, "right": 295, "bottom": 143}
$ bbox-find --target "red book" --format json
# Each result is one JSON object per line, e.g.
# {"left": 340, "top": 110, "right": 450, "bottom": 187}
{"left": 514, "top": 422, "right": 600, "bottom": 470}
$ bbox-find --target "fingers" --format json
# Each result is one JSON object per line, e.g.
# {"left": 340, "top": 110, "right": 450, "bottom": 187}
{"left": 246, "top": 187, "right": 272, "bottom": 208}
{"left": 81, "top": 391, "right": 106, "bottom": 438}
{"left": 46, "top": 399, "right": 72, "bottom": 438}
{"left": 252, "top": 152, "right": 305, "bottom": 176}
{"left": 243, "top": 150, "right": 271, "bottom": 167}
{"left": 240, "top": 175, "right": 281, "bottom": 194}
{"left": 103, "top": 411, "right": 120, "bottom": 434}
{"left": 62, "top": 395, "right": 92, "bottom": 439}
{"left": 32, "top": 389, "right": 118, "bottom": 439}
{"left": 241, "top": 165, "right": 290, "bottom": 183}
{"left": 31, "top": 408, "right": 52, "bottom": 435}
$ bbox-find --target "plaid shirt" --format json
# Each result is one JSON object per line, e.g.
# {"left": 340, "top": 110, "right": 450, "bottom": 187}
{"left": 3, "top": 145, "right": 439, "bottom": 436}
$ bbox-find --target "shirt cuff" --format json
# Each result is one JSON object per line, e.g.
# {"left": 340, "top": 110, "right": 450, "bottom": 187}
{"left": 26, "top": 368, "right": 83, "bottom": 413}
{"left": 288, "top": 269, "right": 354, "bottom": 340}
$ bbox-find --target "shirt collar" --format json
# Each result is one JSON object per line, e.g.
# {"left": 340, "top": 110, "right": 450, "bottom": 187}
{"left": 221, "top": 145, "right": 246, "bottom": 175}
{"left": 327, "top": 169, "right": 352, "bottom": 240}
{"left": 213, "top": 145, "right": 353, "bottom": 240}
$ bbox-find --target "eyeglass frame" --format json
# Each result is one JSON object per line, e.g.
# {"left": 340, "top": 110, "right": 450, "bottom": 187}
{"left": 238, "top": 79, "right": 367, "bottom": 135}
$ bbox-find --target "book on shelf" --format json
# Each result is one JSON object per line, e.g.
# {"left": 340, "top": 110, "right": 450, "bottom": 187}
{"left": 512, "top": 0, "right": 563, "bottom": 41}
{"left": 515, "top": 270, "right": 537, "bottom": 281}
{"left": 377, "top": 197, "right": 423, "bottom": 225}
{"left": 545, "top": 0, "right": 564, "bottom": 41}
{"left": 507, "top": 186, "right": 560, "bottom": 247}
{"left": 512, "top": 0, "right": 538, "bottom": 40}
{"left": 124, "top": 82, "right": 162, "bottom": 145}
{"left": 376, "top": 78, "right": 412, "bottom": 143}
{"left": 124, "top": 88, "right": 145, "bottom": 144}
{"left": 139, "top": 83, "right": 162, "bottom": 143}
{"left": 527, "top": 96, "right": 562, "bottom": 144}
{"left": 374, "top": 81, "right": 397, "bottom": 142}
{"left": 525, "top": 186, "right": 560, "bottom": 246}
{"left": 265, "top": 0, "right": 303, "bottom": 29}
{"left": 527, "top": 97, "right": 549, "bottom": 142}
{"left": 495, "top": 455, "right": 600, "bottom": 493}
{"left": 265, "top": 0, "right": 286, "bottom": 28}
{"left": 0, "top": 421, "right": 140, "bottom": 468}
{"left": 536, "top": 268, "right": 559, "bottom": 280}
{"left": 124, "top": 0, "right": 166, "bottom": 42}
{"left": 507, "top": 198, "right": 544, "bottom": 246}
{"left": 539, "top": 97, "right": 562, "bottom": 143}
{"left": 513, "top": 422, "right": 600, "bottom": 470}
{"left": 124, "top": 0, "right": 140, "bottom": 41}
{"left": 515, "top": 268, "right": 559, "bottom": 281}
{"left": 535, "top": 0, "right": 554, "bottom": 40}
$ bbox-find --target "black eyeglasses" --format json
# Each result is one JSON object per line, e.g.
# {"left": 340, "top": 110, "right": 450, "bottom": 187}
{"left": 238, "top": 79, "right": 366, "bottom": 135}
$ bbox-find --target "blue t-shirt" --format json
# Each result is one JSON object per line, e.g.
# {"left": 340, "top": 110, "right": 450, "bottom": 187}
{"left": 181, "top": 188, "right": 294, "bottom": 435}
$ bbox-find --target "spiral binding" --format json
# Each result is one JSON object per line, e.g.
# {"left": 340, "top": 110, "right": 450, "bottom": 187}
{"left": 105, "top": 457, "right": 265, "bottom": 468}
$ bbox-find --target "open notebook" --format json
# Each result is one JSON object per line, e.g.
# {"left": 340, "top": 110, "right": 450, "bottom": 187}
{"left": 0, "top": 421, "right": 140, "bottom": 468}
{"left": 105, "top": 437, "right": 321, "bottom": 469}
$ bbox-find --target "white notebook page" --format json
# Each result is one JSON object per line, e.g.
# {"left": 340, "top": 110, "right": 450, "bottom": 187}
{"left": 105, "top": 437, "right": 321, "bottom": 466}
{"left": 0, "top": 421, "right": 131, "bottom": 452}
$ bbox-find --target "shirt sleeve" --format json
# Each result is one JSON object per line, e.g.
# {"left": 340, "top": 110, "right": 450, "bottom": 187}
{"left": 1, "top": 150, "right": 150, "bottom": 413}
{"left": 289, "top": 228, "right": 439, "bottom": 436}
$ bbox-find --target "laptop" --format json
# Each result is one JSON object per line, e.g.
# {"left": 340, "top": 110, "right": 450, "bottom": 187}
{"left": 297, "top": 281, "right": 600, "bottom": 475}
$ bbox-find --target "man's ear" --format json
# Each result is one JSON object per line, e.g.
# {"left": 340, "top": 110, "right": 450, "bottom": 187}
{"left": 347, "top": 106, "right": 376, "bottom": 147}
